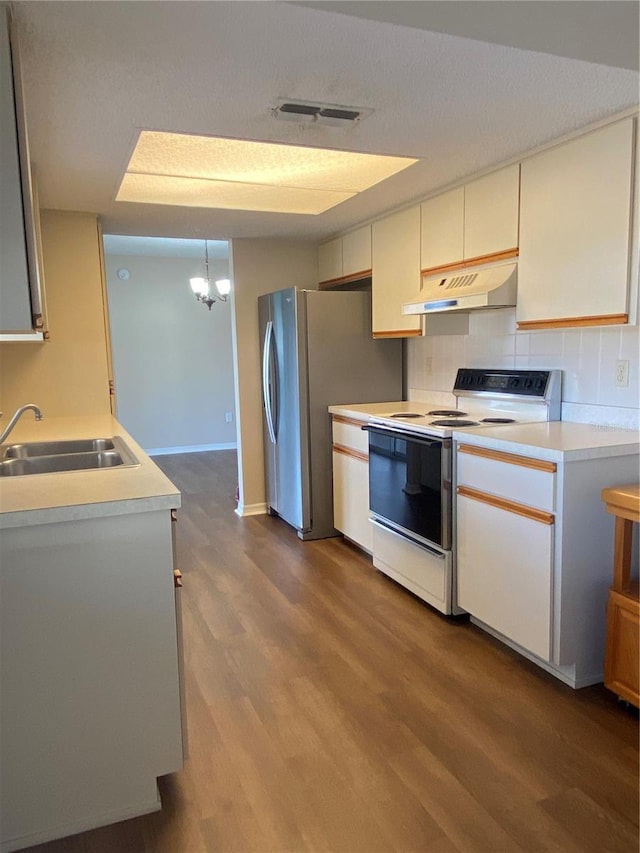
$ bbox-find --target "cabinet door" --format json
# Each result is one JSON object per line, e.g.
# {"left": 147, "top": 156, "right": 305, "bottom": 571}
{"left": 332, "top": 448, "right": 372, "bottom": 552}
{"left": 464, "top": 164, "right": 520, "bottom": 261}
{"left": 420, "top": 187, "right": 464, "bottom": 273}
{"left": 372, "top": 206, "right": 422, "bottom": 337}
{"left": 342, "top": 225, "right": 371, "bottom": 277}
{"left": 318, "top": 237, "right": 342, "bottom": 283}
{"left": 457, "top": 488, "right": 553, "bottom": 660}
{"left": 0, "top": 8, "right": 32, "bottom": 333}
{"left": 517, "top": 119, "right": 634, "bottom": 329}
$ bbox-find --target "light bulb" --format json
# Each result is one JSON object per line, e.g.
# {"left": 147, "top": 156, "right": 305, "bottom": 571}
{"left": 190, "top": 277, "right": 209, "bottom": 296}
{"left": 215, "top": 278, "right": 231, "bottom": 296}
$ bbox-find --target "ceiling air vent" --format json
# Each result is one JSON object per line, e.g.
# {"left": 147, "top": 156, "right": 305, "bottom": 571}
{"left": 272, "top": 99, "right": 373, "bottom": 127}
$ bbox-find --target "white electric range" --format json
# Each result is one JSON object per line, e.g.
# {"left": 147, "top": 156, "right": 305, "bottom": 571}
{"left": 363, "top": 368, "right": 563, "bottom": 615}
{"left": 369, "top": 368, "right": 562, "bottom": 437}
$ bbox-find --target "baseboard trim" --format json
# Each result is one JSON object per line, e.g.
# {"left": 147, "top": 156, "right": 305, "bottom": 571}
{"left": 235, "top": 503, "right": 268, "bottom": 517}
{"left": 147, "top": 443, "right": 237, "bottom": 456}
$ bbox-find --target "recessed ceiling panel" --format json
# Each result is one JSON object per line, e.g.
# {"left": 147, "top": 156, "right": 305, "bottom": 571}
{"left": 117, "top": 131, "right": 418, "bottom": 212}
{"left": 117, "top": 172, "right": 356, "bottom": 215}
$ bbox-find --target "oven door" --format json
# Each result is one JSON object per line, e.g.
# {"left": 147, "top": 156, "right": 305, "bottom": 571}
{"left": 364, "top": 425, "right": 451, "bottom": 551}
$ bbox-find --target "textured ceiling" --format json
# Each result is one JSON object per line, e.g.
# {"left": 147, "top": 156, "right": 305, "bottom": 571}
{"left": 11, "top": 0, "right": 640, "bottom": 242}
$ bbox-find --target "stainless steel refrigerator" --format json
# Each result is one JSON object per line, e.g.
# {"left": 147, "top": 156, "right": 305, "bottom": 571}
{"left": 258, "top": 287, "right": 403, "bottom": 540}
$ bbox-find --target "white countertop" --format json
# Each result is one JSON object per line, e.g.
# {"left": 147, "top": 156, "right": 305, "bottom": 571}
{"left": 0, "top": 414, "right": 181, "bottom": 529}
{"left": 452, "top": 421, "right": 639, "bottom": 462}
{"left": 329, "top": 402, "right": 640, "bottom": 462}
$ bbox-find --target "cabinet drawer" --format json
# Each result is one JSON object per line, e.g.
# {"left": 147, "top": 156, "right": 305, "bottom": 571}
{"left": 457, "top": 444, "right": 556, "bottom": 512}
{"left": 372, "top": 520, "right": 450, "bottom": 612}
{"left": 332, "top": 416, "right": 368, "bottom": 455}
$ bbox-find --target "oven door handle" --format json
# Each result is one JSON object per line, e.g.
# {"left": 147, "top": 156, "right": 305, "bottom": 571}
{"left": 361, "top": 423, "right": 446, "bottom": 447}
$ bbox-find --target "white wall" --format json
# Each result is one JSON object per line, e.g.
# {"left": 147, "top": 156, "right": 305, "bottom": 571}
{"left": 229, "top": 238, "right": 317, "bottom": 515}
{"left": 104, "top": 253, "right": 236, "bottom": 452}
{"left": 407, "top": 309, "right": 640, "bottom": 429}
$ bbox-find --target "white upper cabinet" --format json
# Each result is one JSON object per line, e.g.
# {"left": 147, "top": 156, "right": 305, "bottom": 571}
{"left": 342, "top": 225, "right": 371, "bottom": 277}
{"left": 317, "top": 237, "right": 342, "bottom": 284}
{"left": 318, "top": 225, "right": 371, "bottom": 286}
{"left": 420, "top": 164, "right": 520, "bottom": 273}
{"left": 463, "top": 164, "right": 520, "bottom": 261}
{"left": 517, "top": 118, "right": 635, "bottom": 330}
{"left": 420, "top": 187, "right": 464, "bottom": 272}
{"left": 0, "top": 7, "right": 46, "bottom": 340}
{"left": 371, "top": 206, "right": 422, "bottom": 338}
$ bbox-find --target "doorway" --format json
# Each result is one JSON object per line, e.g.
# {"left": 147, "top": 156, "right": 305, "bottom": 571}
{"left": 102, "top": 235, "right": 237, "bottom": 455}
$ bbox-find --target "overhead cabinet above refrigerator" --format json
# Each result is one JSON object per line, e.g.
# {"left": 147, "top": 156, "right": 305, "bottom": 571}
{"left": 259, "top": 288, "right": 403, "bottom": 540}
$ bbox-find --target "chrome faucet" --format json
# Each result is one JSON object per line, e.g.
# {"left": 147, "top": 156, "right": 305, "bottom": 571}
{"left": 0, "top": 404, "right": 44, "bottom": 445}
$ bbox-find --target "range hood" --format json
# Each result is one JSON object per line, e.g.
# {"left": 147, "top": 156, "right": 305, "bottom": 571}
{"left": 403, "top": 262, "right": 517, "bottom": 315}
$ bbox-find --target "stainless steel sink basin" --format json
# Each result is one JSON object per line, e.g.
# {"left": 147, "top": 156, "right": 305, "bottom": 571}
{"left": 3, "top": 438, "right": 115, "bottom": 458}
{"left": 0, "top": 451, "right": 128, "bottom": 477}
{"left": 0, "top": 435, "right": 139, "bottom": 477}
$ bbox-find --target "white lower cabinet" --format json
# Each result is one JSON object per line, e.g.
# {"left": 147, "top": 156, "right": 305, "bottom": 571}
{"left": 0, "top": 510, "right": 184, "bottom": 852}
{"left": 457, "top": 489, "right": 553, "bottom": 660}
{"left": 455, "top": 440, "right": 640, "bottom": 688}
{"left": 332, "top": 416, "right": 372, "bottom": 552}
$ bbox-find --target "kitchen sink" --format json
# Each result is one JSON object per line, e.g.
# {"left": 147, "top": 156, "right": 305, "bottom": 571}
{"left": 0, "top": 436, "right": 139, "bottom": 477}
{"left": 3, "top": 438, "right": 116, "bottom": 458}
{"left": 4, "top": 438, "right": 113, "bottom": 459}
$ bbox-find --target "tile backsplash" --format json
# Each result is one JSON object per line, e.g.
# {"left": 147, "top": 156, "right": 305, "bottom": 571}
{"left": 407, "top": 308, "right": 640, "bottom": 429}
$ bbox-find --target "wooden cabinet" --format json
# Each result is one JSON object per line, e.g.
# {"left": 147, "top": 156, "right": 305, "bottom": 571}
{"left": 0, "top": 509, "right": 184, "bottom": 850}
{"left": 517, "top": 118, "right": 635, "bottom": 330}
{"left": 0, "top": 6, "right": 46, "bottom": 341}
{"left": 332, "top": 415, "right": 372, "bottom": 552}
{"left": 371, "top": 206, "right": 422, "bottom": 338}
{"left": 601, "top": 484, "right": 639, "bottom": 707}
{"left": 420, "top": 164, "right": 520, "bottom": 274}
{"left": 318, "top": 225, "right": 372, "bottom": 287}
{"left": 457, "top": 446, "right": 555, "bottom": 660}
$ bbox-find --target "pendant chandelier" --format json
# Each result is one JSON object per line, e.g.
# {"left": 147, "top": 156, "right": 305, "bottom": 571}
{"left": 189, "top": 240, "right": 231, "bottom": 310}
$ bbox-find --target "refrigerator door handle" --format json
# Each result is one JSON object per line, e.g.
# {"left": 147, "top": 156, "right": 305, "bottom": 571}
{"left": 262, "top": 320, "right": 277, "bottom": 444}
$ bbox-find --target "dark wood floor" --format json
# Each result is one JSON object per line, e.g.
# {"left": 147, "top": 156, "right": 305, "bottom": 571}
{"left": 25, "top": 450, "right": 639, "bottom": 852}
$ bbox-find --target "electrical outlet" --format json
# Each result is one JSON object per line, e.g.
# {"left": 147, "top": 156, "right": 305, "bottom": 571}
{"left": 424, "top": 357, "right": 433, "bottom": 373}
{"left": 615, "top": 360, "right": 629, "bottom": 388}
{"left": 225, "top": 411, "right": 233, "bottom": 423}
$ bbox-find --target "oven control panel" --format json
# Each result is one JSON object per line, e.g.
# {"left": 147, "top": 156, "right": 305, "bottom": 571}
{"left": 454, "top": 369, "right": 556, "bottom": 397}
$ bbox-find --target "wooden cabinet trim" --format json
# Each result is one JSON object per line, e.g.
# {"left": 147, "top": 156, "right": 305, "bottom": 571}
{"left": 318, "top": 269, "right": 372, "bottom": 289}
{"left": 421, "top": 247, "right": 519, "bottom": 278}
{"left": 333, "top": 443, "right": 368, "bottom": 462}
{"left": 332, "top": 414, "right": 366, "bottom": 429}
{"left": 457, "top": 485, "right": 555, "bottom": 525}
{"left": 517, "top": 314, "right": 628, "bottom": 331}
{"left": 458, "top": 443, "right": 557, "bottom": 473}
{"left": 372, "top": 329, "right": 422, "bottom": 339}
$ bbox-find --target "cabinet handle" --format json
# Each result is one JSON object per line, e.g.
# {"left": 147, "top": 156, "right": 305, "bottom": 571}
{"left": 457, "top": 485, "right": 555, "bottom": 525}
{"left": 333, "top": 443, "right": 368, "bottom": 462}
{"left": 171, "top": 509, "right": 178, "bottom": 522}
{"left": 174, "top": 568, "right": 183, "bottom": 588}
{"left": 332, "top": 414, "right": 365, "bottom": 429}
{"left": 458, "top": 443, "right": 557, "bottom": 473}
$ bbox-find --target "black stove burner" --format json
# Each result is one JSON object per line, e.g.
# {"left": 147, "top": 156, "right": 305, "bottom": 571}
{"left": 481, "top": 417, "right": 516, "bottom": 424}
{"left": 430, "top": 419, "right": 479, "bottom": 427}
{"left": 388, "top": 412, "right": 424, "bottom": 418}
{"left": 427, "top": 410, "right": 467, "bottom": 417}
